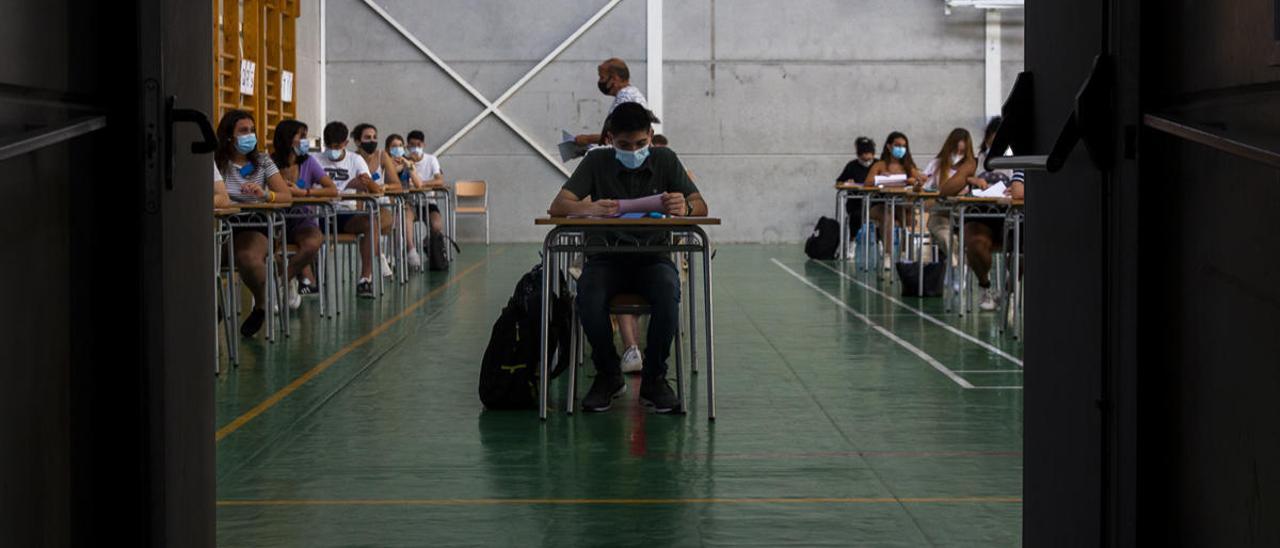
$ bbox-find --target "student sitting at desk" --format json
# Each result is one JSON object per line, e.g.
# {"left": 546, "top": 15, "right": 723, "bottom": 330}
{"left": 546, "top": 102, "right": 707, "bottom": 413}
{"left": 864, "top": 131, "right": 925, "bottom": 265}
{"left": 213, "top": 109, "right": 293, "bottom": 337}
{"left": 272, "top": 119, "right": 338, "bottom": 308}
{"left": 406, "top": 129, "right": 447, "bottom": 238}
{"left": 383, "top": 133, "right": 424, "bottom": 270}
{"left": 352, "top": 123, "right": 398, "bottom": 279}
{"left": 965, "top": 117, "right": 1025, "bottom": 311}
{"left": 922, "top": 128, "right": 978, "bottom": 260}
{"left": 316, "top": 121, "right": 384, "bottom": 299}
{"left": 836, "top": 136, "right": 876, "bottom": 244}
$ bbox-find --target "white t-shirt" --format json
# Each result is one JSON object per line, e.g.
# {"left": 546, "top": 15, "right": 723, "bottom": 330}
{"left": 609, "top": 85, "right": 648, "bottom": 113}
{"left": 315, "top": 151, "right": 371, "bottom": 211}
{"left": 414, "top": 154, "right": 441, "bottom": 180}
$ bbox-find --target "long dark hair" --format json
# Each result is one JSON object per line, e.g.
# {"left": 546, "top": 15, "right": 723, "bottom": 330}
{"left": 879, "top": 131, "right": 918, "bottom": 174}
{"left": 271, "top": 119, "right": 308, "bottom": 168}
{"left": 215, "top": 109, "right": 261, "bottom": 174}
{"left": 980, "top": 116, "right": 1003, "bottom": 154}
{"left": 934, "top": 128, "right": 974, "bottom": 180}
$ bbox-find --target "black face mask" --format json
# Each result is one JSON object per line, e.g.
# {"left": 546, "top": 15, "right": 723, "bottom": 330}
{"left": 359, "top": 141, "right": 377, "bottom": 154}
{"left": 597, "top": 79, "right": 611, "bottom": 95}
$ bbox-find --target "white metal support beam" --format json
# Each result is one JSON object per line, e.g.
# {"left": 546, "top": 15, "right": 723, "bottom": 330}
{"left": 361, "top": 0, "right": 624, "bottom": 177}
{"left": 647, "top": 0, "right": 663, "bottom": 134}
{"left": 984, "top": 9, "right": 1002, "bottom": 119}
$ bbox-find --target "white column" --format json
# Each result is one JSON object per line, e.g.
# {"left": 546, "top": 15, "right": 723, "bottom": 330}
{"left": 319, "top": 0, "right": 326, "bottom": 128}
{"left": 647, "top": 0, "right": 664, "bottom": 133}
{"left": 984, "top": 9, "right": 1002, "bottom": 119}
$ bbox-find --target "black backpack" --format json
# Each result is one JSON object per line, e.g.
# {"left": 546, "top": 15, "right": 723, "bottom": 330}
{"left": 479, "top": 264, "right": 573, "bottom": 409}
{"left": 427, "top": 231, "right": 460, "bottom": 271}
{"left": 804, "top": 217, "right": 841, "bottom": 260}
{"left": 896, "top": 261, "right": 947, "bottom": 297}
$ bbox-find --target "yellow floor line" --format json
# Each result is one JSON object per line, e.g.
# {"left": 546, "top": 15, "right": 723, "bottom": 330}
{"left": 217, "top": 496, "right": 1022, "bottom": 507}
{"left": 215, "top": 248, "right": 504, "bottom": 442}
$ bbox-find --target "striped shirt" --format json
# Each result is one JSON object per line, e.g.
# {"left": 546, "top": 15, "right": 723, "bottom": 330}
{"left": 215, "top": 154, "right": 280, "bottom": 202}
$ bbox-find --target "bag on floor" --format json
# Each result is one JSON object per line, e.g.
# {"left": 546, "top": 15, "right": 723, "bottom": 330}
{"left": 427, "top": 231, "right": 460, "bottom": 271}
{"left": 896, "top": 261, "right": 947, "bottom": 297}
{"left": 804, "top": 216, "right": 841, "bottom": 260}
{"left": 478, "top": 264, "right": 572, "bottom": 409}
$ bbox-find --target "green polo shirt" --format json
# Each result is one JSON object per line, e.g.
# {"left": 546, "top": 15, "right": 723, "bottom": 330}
{"left": 562, "top": 146, "right": 699, "bottom": 201}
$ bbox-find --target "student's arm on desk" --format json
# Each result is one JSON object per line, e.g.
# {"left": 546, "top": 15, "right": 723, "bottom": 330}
{"left": 548, "top": 189, "right": 618, "bottom": 217}
{"left": 214, "top": 180, "right": 233, "bottom": 208}
{"left": 660, "top": 192, "right": 707, "bottom": 217}
{"left": 264, "top": 171, "right": 294, "bottom": 205}
{"left": 309, "top": 172, "right": 339, "bottom": 197}
{"left": 938, "top": 159, "right": 978, "bottom": 197}
{"left": 1007, "top": 181, "right": 1024, "bottom": 200}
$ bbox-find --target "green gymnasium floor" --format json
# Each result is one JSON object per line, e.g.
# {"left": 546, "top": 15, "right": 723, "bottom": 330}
{"left": 215, "top": 244, "right": 1023, "bottom": 546}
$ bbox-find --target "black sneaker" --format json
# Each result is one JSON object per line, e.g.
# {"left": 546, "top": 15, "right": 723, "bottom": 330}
{"left": 582, "top": 373, "right": 626, "bottom": 412}
{"left": 298, "top": 280, "right": 318, "bottom": 296}
{"left": 640, "top": 377, "right": 679, "bottom": 414}
{"left": 239, "top": 308, "right": 266, "bottom": 338}
{"left": 357, "top": 279, "right": 375, "bottom": 299}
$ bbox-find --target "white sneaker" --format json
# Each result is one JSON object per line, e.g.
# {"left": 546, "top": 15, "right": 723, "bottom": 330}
{"left": 407, "top": 248, "right": 422, "bottom": 270}
{"left": 620, "top": 345, "right": 643, "bottom": 374}
{"left": 288, "top": 279, "right": 302, "bottom": 310}
{"left": 380, "top": 254, "right": 393, "bottom": 277}
{"left": 978, "top": 288, "right": 998, "bottom": 311}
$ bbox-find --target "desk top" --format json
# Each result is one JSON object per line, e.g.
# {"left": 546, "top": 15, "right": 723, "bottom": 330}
{"left": 949, "top": 196, "right": 1024, "bottom": 206}
{"left": 227, "top": 201, "right": 291, "bottom": 210}
{"left": 410, "top": 184, "right": 448, "bottom": 192}
{"left": 535, "top": 216, "right": 721, "bottom": 226}
{"left": 291, "top": 196, "right": 340, "bottom": 204}
{"left": 213, "top": 207, "right": 242, "bottom": 216}
{"left": 338, "top": 193, "right": 383, "bottom": 200}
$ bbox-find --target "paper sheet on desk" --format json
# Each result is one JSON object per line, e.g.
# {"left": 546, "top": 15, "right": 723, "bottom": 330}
{"left": 558, "top": 129, "right": 588, "bottom": 162}
{"left": 874, "top": 174, "right": 908, "bottom": 187}
{"left": 972, "top": 182, "right": 1007, "bottom": 197}
{"left": 615, "top": 194, "right": 665, "bottom": 215}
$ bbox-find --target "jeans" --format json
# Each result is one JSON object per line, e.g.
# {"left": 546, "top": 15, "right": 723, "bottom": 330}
{"left": 575, "top": 253, "right": 680, "bottom": 378}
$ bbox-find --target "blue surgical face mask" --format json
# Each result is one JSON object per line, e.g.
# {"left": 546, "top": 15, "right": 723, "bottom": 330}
{"left": 235, "top": 133, "right": 257, "bottom": 154}
{"left": 325, "top": 148, "right": 343, "bottom": 161}
{"left": 408, "top": 146, "right": 424, "bottom": 157}
{"left": 390, "top": 146, "right": 406, "bottom": 158}
{"left": 891, "top": 145, "right": 907, "bottom": 159}
{"left": 295, "top": 142, "right": 309, "bottom": 157}
{"left": 615, "top": 145, "right": 650, "bottom": 170}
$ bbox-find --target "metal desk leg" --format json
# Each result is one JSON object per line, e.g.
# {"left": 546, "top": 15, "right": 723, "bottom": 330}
{"left": 957, "top": 206, "right": 968, "bottom": 316}
{"left": 836, "top": 189, "right": 847, "bottom": 260}
{"left": 280, "top": 212, "right": 291, "bottom": 338}
{"left": 539, "top": 230, "right": 554, "bottom": 421}
{"left": 687, "top": 244, "right": 698, "bottom": 374}
{"left": 697, "top": 229, "right": 716, "bottom": 421}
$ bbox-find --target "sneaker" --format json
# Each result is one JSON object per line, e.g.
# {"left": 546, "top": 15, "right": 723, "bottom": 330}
{"left": 288, "top": 279, "right": 302, "bottom": 310}
{"left": 620, "top": 345, "right": 643, "bottom": 374}
{"left": 239, "top": 308, "right": 266, "bottom": 337}
{"left": 639, "top": 376, "right": 679, "bottom": 414}
{"left": 380, "top": 254, "right": 393, "bottom": 277}
{"left": 978, "top": 287, "right": 998, "bottom": 311}
{"left": 407, "top": 248, "right": 422, "bottom": 270}
{"left": 582, "top": 373, "right": 626, "bottom": 412}
{"left": 357, "top": 278, "right": 375, "bottom": 299}
{"left": 298, "top": 279, "right": 318, "bottom": 297}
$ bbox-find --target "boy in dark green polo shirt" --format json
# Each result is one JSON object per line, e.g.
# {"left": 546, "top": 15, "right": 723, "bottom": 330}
{"left": 547, "top": 103, "right": 708, "bottom": 413}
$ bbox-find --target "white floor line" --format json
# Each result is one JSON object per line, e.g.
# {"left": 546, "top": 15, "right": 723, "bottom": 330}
{"left": 953, "top": 370, "right": 1023, "bottom": 374}
{"left": 809, "top": 260, "right": 1024, "bottom": 368}
{"left": 967, "top": 386, "right": 1025, "bottom": 390}
{"left": 772, "top": 259, "right": 974, "bottom": 389}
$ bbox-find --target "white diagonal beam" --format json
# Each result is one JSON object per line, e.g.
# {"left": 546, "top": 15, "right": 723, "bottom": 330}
{"left": 361, "top": 0, "right": 623, "bottom": 178}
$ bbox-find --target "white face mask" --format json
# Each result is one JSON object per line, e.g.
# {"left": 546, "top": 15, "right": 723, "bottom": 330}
{"left": 857, "top": 158, "right": 874, "bottom": 168}
{"left": 950, "top": 153, "right": 964, "bottom": 165}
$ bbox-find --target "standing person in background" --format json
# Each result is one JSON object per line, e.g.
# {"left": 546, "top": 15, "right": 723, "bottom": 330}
{"left": 574, "top": 58, "right": 648, "bottom": 147}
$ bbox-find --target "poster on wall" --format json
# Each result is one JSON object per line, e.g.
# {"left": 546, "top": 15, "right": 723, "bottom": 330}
{"left": 282, "top": 70, "right": 294, "bottom": 103}
{"left": 240, "top": 59, "right": 256, "bottom": 96}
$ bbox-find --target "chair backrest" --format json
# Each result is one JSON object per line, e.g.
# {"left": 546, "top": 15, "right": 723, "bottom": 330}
{"left": 456, "top": 180, "right": 487, "bottom": 198}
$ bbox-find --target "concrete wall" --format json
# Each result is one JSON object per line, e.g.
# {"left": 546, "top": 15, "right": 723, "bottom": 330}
{"left": 318, "top": 0, "right": 1024, "bottom": 242}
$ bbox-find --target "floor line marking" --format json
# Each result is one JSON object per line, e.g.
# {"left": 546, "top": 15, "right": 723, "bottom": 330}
{"left": 216, "top": 496, "right": 1024, "bottom": 507}
{"left": 809, "top": 260, "right": 1024, "bottom": 367}
{"left": 772, "top": 259, "right": 974, "bottom": 389}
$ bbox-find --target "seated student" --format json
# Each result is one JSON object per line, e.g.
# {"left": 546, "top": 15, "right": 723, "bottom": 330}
{"left": 382, "top": 133, "right": 424, "bottom": 269}
{"left": 835, "top": 136, "right": 876, "bottom": 246}
{"left": 546, "top": 102, "right": 707, "bottom": 413}
{"left": 316, "top": 121, "right": 383, "bottom": 298}
{"left": 351, "top": 123, "right": 398, "bottom": 278}
{"left": 272, "top": 119, "right": 339, "bottom": 308}
{"left": 864, "top": 131, "right": 925, "bottom": 263}
{"left": 964, "top": 117, "right": 1026, "bottom": 311}
{"left": 922, "top": 128, "right": 978, "bottom": 260}
{"left": 213, "top": 109, "right": 294, "bottom": 336}
{"left": 406, "top": 130, "right": 446, "bottom": 237}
